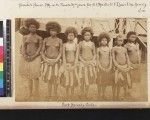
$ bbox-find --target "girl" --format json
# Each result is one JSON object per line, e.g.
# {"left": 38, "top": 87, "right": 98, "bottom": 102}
{"left": 112, "top": 34, "right": 131, "bottom": 100}
{"left": 124, "top": 31, "right": 141, "bottom": 83}
{"left": 124, "top": 31, "right": 141, "bottom": 98}
{"left": 41, "top": 21, "right": 62, "bottom": 100}
{"left": 78, "top": 27, "right": 96, "bottom": 99}
{"left": 19, "top": 19, "right": 43, "bottom": 100}
{"left": 96, "top": 33, "right": 114, "bottom": 100}
{"left": 59, "top": 27, "right": 79, "bottom": 100}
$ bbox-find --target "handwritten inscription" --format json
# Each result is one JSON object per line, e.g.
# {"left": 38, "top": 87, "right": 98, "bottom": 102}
{"left": 18, "top": 1, "right": 147, "bottom": 13}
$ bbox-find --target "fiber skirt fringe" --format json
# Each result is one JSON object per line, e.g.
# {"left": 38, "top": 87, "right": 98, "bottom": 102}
{"left": 79, "top": 61, "right": 97, "bottom": 86}
{"left": 59, "top": 63, "right": 79, "bottom": 87}
{"left": 40, "top": 60, "right": 61, "bottom": 84}
{"left": 19, "top": 55, "right": 41, "bottom": 80}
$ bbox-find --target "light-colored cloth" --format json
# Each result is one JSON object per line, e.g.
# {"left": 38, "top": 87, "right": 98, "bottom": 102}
{"left": 59, "top": 63, "right": 79, "bottom": 87}
{"left": 40, "top": 59, "right": 61, "bottom": 83}
{"left": 79, "top": 61, "right": 97, "bottom": 86}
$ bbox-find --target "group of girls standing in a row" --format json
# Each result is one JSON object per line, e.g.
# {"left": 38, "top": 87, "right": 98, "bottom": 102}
{"left": 19, "top": 19, "right": 141, "bottom": 101}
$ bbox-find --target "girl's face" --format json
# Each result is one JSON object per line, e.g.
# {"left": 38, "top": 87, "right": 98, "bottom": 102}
{"left": 67, "top": 33, "right": 75, "bottom": 42}
{"left": 128, "top": 34, "right": 137, "bottom": 42}
{"left": 29, "top": 24, "right": 37, "bottom": 33}
{"left": 50, "top": 29, "right": 57, "bottom": 37}
{"left": 84, "top": 32, "right": 92, "bottom": 41}
{"left": 100, "top": 38, "right": 108, "bottom": 46}
{"left": 116, "top": 37, "right": 124, "bottom": 46}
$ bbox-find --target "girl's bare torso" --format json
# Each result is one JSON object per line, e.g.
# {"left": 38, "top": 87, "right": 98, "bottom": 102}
{"left": 25, "top": 34, "right": 40, "bottom": 56}
{"left": 65, "top": 42, "right": 76, "bottom": 63}
{"left": 125, "top": 43, "right": 139, "bottom": 64}
{"left": 114, "top": 46, "right": 127, "bottom": 65}
{"left": 80, "top": 41, "right": 94, "bottom": 61}
{"left": 98, "top": 47, "right": 110, "bottom": 68}
{"left": 45, "top": 37, "right": 61, "bottom": 59}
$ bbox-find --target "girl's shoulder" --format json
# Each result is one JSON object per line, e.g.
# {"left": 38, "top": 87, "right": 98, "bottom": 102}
{"left": 36, "top": 34, "right": 42, "bottom": 40}
{"left": 98, "top": 46, "right": 110, "bottom": 51}
{"left": 63, "top": 43, "right": 67, "bottom": 47}
{"left": 23, "top": 34, "right": 28, "bottom": 39}
{"left": 112, "top": 46, "right": 117, "bottom": 50}
{"left": 91, "top": 41, "right": 95, "bottom": 46}
{"left": 79, "top": 40, "right": 83, "bottom": 44}
{"left": 78, "top": 41, "right": 84, "bottom": 47}
{"left": 43, "top": 37, "right": 49, "bottom": 42}
{"left": 124, "top": 42, "right": 130, "bottom": 48}
{"left": 112, "top": 46, "right": 125, "bottom": 52}
{"left": 124, "top": 42, "right": 139, "bottom": 47}
{"left": 57, "top": 38, "right": 63, "bottom": 44}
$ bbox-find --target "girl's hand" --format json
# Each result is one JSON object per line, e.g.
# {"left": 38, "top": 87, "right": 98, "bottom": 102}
{"left": 118, "top": 66, "right": 130, "bottom": 73}
{"left": 29, "top": 56, "right": 36, "bottom": 61}
{"left": 25, "top": 56, "right": 32, "bottom": 62}
{"left": 105, "top": 68, "right": 111, "bottom": 73}
{"left": 66, "top": 64, "right": 71, "bottom": 70}
{"left": 89, "top": 61, "right": 94, "bottom": 66}
{"left": 130, "top": 66, "right": 134, "bottom": 70}
{"left": 83, "top": 61, "right": 88, "bottom": 66}
{"left": 48, "top": 59, "right": 55, "bottom": 66}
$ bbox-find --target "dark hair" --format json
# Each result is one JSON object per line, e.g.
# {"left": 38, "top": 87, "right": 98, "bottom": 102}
{"left": 25, "top": 18, "right": 40, "bottom": 29}
{"left": 81, "top": 27, "right": 94, "bottom": 36}
{"left": 126, "top": 31, "right": 136, "bottom": 39}
{"left": 46, "top": 21, "right": 61, "bottom": 33}
{"left": 97, "top": 32, "right": 110, "bottom": 46}
{"left": 65, "top": 27, "right": 78, "bottom": 37}
{"left": 116, "top": 34, "right": 124, "bottom": 40}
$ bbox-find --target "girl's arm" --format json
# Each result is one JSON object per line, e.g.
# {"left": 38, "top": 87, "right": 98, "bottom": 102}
{"left": 55, "top": 39, "right": 63, "bottom": 63}
{"left": 62, "top": 44, "right": 66, "bottom": 65}
{"left": 108, "top": 49, "right": 113, "bottom": 71}
{"left": 112, "top": 48, "right": 119, "bottom": 68}
{"left": 22, "top": 36, "right": 28, "bottom": 59}
{"left": 91, "top": 43, "right": 96, "bottom": 62}
{"left": 96, "top": 48, "right": 100, "bottom": 65}
{"left": 120, "top": 50, "right": 131, "bottom": 72}
{"left": 97, "top": 48, "right": 108, "bottom": 71}
{"left": 125, "top": 49, "right": 131, "bottom": 68}
{"left": 75, "top": 44, "right": 79, "bottom": 65}
{"left": 36, "top": 37, "right": 43, "bottom": 55}
{"left": 78, "top": 42, "right": 86, "bottom": 63}
{"left": 41, "top": 39, "right": 48, "bottom": 62}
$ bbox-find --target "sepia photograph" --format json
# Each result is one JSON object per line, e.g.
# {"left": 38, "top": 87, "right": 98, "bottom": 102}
{"left": 15, "top": 18, "right": 147, "bottom": 102}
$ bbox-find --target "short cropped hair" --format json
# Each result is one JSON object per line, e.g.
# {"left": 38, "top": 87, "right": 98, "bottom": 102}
{"left": 46, "top": 21, "right": 61, "bottom": 33}
{"left": 25, "top": 18, "right": 40, "bottom": 29}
